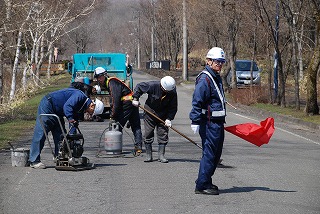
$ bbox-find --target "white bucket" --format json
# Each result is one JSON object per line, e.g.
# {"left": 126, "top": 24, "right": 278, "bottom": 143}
{"left": 11, "top": 147, "right": 30, "bottom": 167}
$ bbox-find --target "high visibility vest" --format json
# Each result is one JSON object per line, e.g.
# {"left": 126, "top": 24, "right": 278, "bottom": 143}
{"left": 200, "top": 70, "right": 226, "bottom": 117}
{"left": 107, "top": 77, "right": 133, "bottom": 101}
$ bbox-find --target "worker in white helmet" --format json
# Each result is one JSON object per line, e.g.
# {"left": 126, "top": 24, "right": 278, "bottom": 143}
{"left": 132, "top": 76, "right": 178, "bottom": 163}
{"left": 94, "top": 67, "right": 143, "bottom": 156}
{"left": 29, "top": 87, "right": 104, "bottom": 169}
{"left": 189, "top": 47, "right": 227, "bottom": 195}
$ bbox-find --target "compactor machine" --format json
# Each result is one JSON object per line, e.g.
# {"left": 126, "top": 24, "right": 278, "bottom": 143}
{"left": 39, "top": 114, "right": 95, "bottom": 171}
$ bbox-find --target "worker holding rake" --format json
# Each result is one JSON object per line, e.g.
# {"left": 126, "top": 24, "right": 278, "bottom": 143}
{"left": 132, "top": 76, "right": 178, "bottom": 163}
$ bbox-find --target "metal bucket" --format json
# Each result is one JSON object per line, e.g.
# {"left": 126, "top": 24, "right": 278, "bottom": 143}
{"left": 11, "top": 147, "right": 30, "bottom": 167}
{"left": 104, "top": 123, "right": 122, "bottom": 155}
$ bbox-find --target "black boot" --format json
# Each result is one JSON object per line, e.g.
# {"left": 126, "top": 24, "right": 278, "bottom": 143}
{"left": 158, "top": 144, "right": 168, "bottom": 163}
{"left": 144, "top": 144, "right": 153, "bottom": 162}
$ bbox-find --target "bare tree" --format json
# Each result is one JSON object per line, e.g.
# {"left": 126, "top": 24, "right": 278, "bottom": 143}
{"left": 7, "top": 0, "right": 96, "bottom": 100}
{"left": 281, "top": 0, "right": 304, "bottom": 110}
{"left": 304, "top": 0, "right": 320, "bottom": 115}
{"left": 9, "top": 1, "right": 34, "bottom": 101}
{"left": 255, "top": 0, "right": 286, "bottom": 106}
{"left": 221, "top": 1, "right": 240, "bottom": 89}
{"left": 0, "top": 0, "right": 11, "bottom": 102}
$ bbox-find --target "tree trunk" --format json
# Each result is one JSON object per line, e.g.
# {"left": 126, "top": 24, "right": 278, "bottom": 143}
{"left": 9, "top": 30, "right": 23, "bottom": 101}
{"left": 22, "top": 65, "right": 28, "bottom": 91}
{"left": 36, "top": 36, "right": 45, "bottom": 85}
{"left": 305, "top": 14, "right": 320, "bottom": 115}
{"left": 277, "top": 52, "right": 286, "bottom": 107}
{"left": 47, "top": 41, "right": 54, "bottom": 78}
{"left": 298, "top": 17, "right": 305, "bottom": 81}
{"left": 292, "top": 29, "right": 300, "bottom": 110}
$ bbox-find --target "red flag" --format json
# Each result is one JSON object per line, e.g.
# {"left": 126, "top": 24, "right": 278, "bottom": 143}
{"left": 225, "top": 117, "right": 275, "bottom": 147}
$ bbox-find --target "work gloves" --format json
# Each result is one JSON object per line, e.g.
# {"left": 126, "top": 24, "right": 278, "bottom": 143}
{"left": 191, "top": 124, "right": 199, "bottom": 134}
{"left": 165, "top": 119, "right": 172, "bottom": 127}
{"left": 93, "top": 85, "right": 101, "bottom": 94}
{"left": 132, "top": 98, "right": 139, "bottom": 107}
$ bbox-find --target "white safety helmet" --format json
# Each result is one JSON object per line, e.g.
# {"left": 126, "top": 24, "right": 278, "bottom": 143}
{"left": 93, "top": 85, "right": 101, "bottom": 94}
{"left": 93, "top": 98, "right": 104, "bottom": 115}
{"left": 160, "top": 76, "right": 176, "bottom": 91}
{"left": 206, "top": 47, "right": 226, "bottom": 63}
{"left": 94, "top": 67, "right": 107, "bottom": 78}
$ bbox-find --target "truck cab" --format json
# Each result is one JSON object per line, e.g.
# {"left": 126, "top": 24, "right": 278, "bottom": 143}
{"left": 68, "top": 52, "right": 133, "bottom": 115}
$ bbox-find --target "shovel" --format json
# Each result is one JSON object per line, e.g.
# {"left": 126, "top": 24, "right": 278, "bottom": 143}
{"left": 138, "top": 105, "right": 202, "bottom": 149}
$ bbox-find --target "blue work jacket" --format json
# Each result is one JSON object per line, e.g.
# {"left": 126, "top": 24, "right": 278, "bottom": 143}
{"left": 46, "top": 88, "right": 92, "bottom": 122}
{"left": 189, "top": 65, "right": 226, "bottom": 125}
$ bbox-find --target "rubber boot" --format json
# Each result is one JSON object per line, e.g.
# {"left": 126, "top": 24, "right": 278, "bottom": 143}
{"left": 144, "top": 144, "right": 153, "bottom": 162}
{"left": 158, "top": 144, "right": 168, "bottom": 163}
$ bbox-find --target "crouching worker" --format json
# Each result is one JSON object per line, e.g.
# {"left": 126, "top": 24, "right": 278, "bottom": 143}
{"left": 29, "top": 87, "right": 104, "bottom": 169}
{"left": 132, "top": 76, "right": 178, "bottom": 163}
{"left": 94, "top": 67, "right": 143, "bottom": 156}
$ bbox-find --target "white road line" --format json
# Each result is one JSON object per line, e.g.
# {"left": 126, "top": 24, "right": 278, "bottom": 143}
{"left": 230, "top": 112, "right": 320, "bottom": 146}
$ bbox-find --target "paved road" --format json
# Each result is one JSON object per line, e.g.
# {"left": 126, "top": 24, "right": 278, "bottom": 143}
{"left": 0, "top": 71, "right": 319, "bottom": 214}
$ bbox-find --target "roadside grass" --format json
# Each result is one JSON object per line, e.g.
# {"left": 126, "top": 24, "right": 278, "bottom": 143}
{"left": 0, "top": 120, "right": 35, "bottom": 147}
{"left": 228, "top": 86, "right": 320, "bottom": 125}
{"left": 253, "top": 103, "right": 320, "bottom": 125}
{"left": 0, "top": 74, "right": 71, "bottom": 149}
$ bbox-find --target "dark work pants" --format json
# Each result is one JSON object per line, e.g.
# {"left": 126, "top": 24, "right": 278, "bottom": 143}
{"left": 196, "top": 119, "right": 224, "bottom": 190}
{"left": 143, "top": 112, "right": 168, "bottom": 145}
{"left": 115, "top": 104, "right": 142, "bottom": 147}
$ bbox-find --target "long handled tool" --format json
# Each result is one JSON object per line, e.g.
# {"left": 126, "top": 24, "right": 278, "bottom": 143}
{"left": 138, "top": 105, "right": 202, "bottom": 149}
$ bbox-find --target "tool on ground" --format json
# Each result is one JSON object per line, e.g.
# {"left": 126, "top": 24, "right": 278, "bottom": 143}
{"left": 39, "top": 114, "right": 95, "bottom": 171}
{"left": 138, "top": 105, "right": 202, "bottom": 149}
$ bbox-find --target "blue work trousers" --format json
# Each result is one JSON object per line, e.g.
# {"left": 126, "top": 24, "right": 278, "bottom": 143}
{"left": 29, "top": 97, "right": 65, "bottom": 162}
{"left": 196, "top": 120, "right": 224, "bottom": 190}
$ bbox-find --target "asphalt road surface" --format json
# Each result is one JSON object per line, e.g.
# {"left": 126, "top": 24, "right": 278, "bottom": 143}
{"left": 0, "top": 71, "right": 319, "bottom": 214}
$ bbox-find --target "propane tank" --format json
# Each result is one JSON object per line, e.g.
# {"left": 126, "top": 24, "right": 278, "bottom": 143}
{"left": 104, "top": 122, "right": 123, "bottom": 155}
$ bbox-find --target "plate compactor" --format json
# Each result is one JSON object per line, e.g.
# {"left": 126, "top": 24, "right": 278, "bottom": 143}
{"left": 39, "top": 114, "right": 95, "bottom": 171}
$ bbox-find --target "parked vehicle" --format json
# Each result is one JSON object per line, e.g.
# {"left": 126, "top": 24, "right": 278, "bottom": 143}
{"left": 227, "top": 59, "right": 261, "bottom": 87}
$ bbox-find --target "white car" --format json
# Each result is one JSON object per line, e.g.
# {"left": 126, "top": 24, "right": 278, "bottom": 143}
{"left": 227, "top": 60, "right": 261, "bottom": 87}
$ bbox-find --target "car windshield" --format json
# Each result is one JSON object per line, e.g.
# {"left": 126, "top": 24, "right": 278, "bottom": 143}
{"left": 236, "top": 61, "right": 259, "bottom": 71}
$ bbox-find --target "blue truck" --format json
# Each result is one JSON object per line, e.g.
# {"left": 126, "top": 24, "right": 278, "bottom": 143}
{"left": 67, "top": 52, "right": 133, "bottom": 113}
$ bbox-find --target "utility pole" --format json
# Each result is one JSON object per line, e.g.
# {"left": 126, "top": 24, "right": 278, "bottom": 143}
{"left": 151, "top": 0, "right": 155, "bottom": 61}
{"left": 130, "top": 11, "right": 141, "bottom": 70}
{"left": 182, "top": 0, "right": 188, "bottom": 81}
{"left": 137, "top": 11, "right": 141, "bottom": 70}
